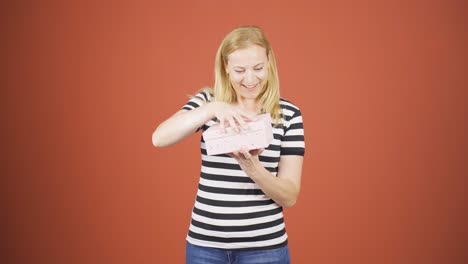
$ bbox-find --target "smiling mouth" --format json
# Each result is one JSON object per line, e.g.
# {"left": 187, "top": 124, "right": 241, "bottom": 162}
{"left": 242, "top": 83, "right": 258, "bottom": 89}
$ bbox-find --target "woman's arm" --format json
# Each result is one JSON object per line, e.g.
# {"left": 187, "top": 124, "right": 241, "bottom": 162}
{"left": 152, "top": 101, "right": 255, "bottom": 147}
{"left": 152, "top": 107, "right": 210, "bottom": 148}
{"left": 231, "top": 149, "right": 304, "bottom": 208}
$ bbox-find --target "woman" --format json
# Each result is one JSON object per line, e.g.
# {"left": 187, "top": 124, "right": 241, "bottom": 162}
{"left": 152, "top": 26, "right": 305, "bottom": 264}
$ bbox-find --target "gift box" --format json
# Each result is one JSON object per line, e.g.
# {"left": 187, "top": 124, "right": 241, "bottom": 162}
{"left": 202, "top": 113, "right": 274, "bottom": 156}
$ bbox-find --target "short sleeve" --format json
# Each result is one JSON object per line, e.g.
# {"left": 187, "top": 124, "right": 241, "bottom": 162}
{"left": 280, "top": 108, "right": 305, "bottom": 156}
{"left": 181, "top": 90, "right": 211, "bottom": 111}
{"left": 180, "top": 90, "right": 212, "bottom": 132}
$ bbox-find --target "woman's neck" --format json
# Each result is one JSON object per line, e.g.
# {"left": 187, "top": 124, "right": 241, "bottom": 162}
{"left": 235, "top": 99, "right": 261, "bottom": 115}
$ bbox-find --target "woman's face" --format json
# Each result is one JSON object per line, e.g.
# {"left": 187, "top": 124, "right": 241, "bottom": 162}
{"left": 225, "top": 45, "right": 269, "bottom": 101}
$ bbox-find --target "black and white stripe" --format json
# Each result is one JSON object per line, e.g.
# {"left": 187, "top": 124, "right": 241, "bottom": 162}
{"left": 182, "top": 91, "right": 305, "bottom": 250}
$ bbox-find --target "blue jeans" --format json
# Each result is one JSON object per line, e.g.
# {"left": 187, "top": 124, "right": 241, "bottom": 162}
{"left": 186, "top": 242, "right": 290, "bottom": 264}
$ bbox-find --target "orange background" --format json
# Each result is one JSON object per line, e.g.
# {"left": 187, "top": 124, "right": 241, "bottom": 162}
{"left": 3, "top": 0, "right": 467, "bottom": 263}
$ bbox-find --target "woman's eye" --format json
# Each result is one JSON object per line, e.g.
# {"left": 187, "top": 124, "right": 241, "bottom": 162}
{"left": 235, "top": 70, "right": 244, "bottom": 73}
{"left": 254, "top": 67, "right": 263, "bottom": 71}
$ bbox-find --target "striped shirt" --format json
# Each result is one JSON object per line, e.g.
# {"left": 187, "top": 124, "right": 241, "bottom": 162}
{"left": 182, "top": 90, "right": 305, "bottom": 250}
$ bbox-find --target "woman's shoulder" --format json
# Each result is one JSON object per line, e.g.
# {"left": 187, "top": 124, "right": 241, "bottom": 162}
{"left": 182, "top": 87, "right": 213, "bottom": 111}
{"left": 278, "top": 98, "right": 304, "bottom": 128}
{"left": 194, "top": 87, "right": 214, "bottom": 102}
{"left": 279, "top": 97, "right": 302, "bottom": 113}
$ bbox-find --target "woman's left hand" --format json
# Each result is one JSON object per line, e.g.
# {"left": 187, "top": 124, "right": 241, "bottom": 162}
{"left": 229, "top": 147, "right": 264, "bottom": 174}
{"left": 230, "top": 147, "right": 303, "bottom": 208}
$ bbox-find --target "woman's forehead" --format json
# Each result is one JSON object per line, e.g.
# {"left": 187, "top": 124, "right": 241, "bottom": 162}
{"left": 227, "top": 45, "right": 268, "bottom": 66}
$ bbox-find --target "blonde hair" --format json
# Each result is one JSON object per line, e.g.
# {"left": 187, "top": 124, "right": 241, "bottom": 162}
{"left": 210, "top": 25, "right": 282, "bottom": 125}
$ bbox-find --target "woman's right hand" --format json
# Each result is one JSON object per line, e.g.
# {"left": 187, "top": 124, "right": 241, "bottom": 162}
{"left": 210, "top": 102, "right": 256, "bottom": 133}
{"left": 152, "top": 100, "right": 257, "bottom": 148}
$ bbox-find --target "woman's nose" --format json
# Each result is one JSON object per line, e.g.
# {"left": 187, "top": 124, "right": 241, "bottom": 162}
{"left": 244, "top": 70, "right": 255, "bottom": 83}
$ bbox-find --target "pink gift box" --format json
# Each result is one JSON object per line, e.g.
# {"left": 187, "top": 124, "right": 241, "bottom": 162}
{"left": 202, "top": 113, "right": 274, "bottom": 156}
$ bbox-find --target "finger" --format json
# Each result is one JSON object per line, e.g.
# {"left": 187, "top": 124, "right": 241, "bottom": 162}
{"left": 232, "top": 111, "right": 247, "bottom": 128}
{"left": 258, "top": 148, "right": 265, "bottom": 155}
{"left": 251, "top": 148, "right": 264, "bottom": 156}
{"left": 219, "top": 118, "right": 226, "bottom": 133}
{"left": 231, "top": 151, "right": 241, "bottom": 159}
{"left": 227, "top": 114, "right": 239, "bottom": 133}
{"left": 240, "top": 147, "right": 251, "bottom": 159}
